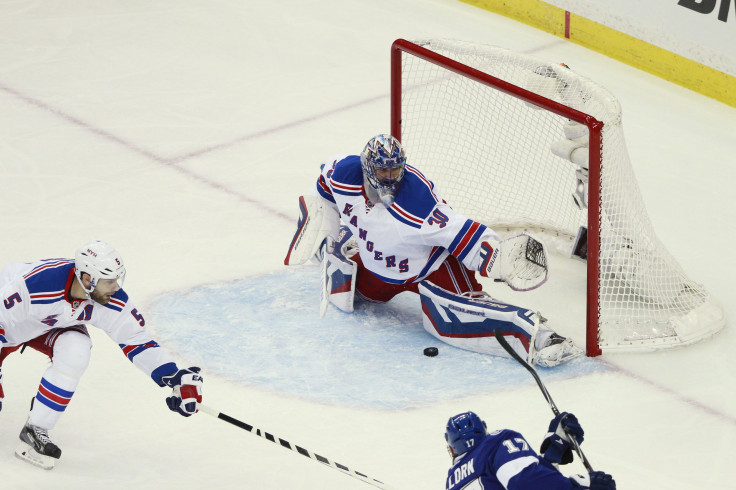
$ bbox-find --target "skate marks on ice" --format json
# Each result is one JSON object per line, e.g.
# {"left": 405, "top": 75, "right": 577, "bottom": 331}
{"left": 148, "top": 268, "right": 607, "bottom": 410}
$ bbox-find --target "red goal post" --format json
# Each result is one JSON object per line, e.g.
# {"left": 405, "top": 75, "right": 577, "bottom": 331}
{"left": 390, "top": 39, "right": 724, "bottom": 356}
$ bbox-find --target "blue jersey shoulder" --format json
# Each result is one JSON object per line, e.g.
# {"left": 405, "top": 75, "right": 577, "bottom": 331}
{"left": 112, "top": 288, "right": 129, "bottom": 303}
{"left": 477, "top": 429, "right": 521, "bottom": 458}
{"left": 24, "top": 260, "right": 75, "bottom": 295}
{"left": 330, "top": 155, "right": 363, "bottom": 186}
{"left": 485, "top": 429, "right": 524, "bottom": 448}
{"left": 395, "top": 165, "right": 438, "bottom": 218}
{"left": 449, "top": 429, "right": 571, "bottom": 490}
{"left": 446, "top": 429, "right": 537, "bottom": 490}
{"left": 458, "top": 429, "right": 531, "bottom": 473}
{"left": 103, "top": 288, "right": 130, "bottom": 312}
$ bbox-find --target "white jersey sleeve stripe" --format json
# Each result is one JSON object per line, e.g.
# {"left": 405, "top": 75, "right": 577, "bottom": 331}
{"left": 30, "top": 290, "right": 65, "bottom": 304}
{"left": 496, "top": 455, "right": 539, "bottom": 489}
{"left": 387, "top": 206, "right": 423, "bottom": 229}
{"left": 329, "top": 178, "right": 362, "bottom": 191}
{"left": 23, "top": 260, "right": 73, "bottom": 280}
{"left": 391, "top": 202, "right": 425, "bottom": 225}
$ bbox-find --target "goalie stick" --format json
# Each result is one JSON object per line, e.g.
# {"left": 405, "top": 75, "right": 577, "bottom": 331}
{"left": 199, "top": 404, "right": 396, "bottom": 489}
{"left": 319, "top": 242, "right": 330, "bottom": 318}
{"left": 492, "top": 330, "right": 594, "bottom": 472}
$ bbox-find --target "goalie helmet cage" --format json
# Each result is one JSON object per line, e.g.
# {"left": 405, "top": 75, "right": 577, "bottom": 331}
{"left": 390, "top": 39, "right": 724, "bottom": 356}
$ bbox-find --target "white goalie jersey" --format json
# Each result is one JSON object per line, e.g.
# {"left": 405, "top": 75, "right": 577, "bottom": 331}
{"left": 313, "top": 154, "right": 546, "bottom": 290}
{"left": 314, "top": 154, "right": 501, "bottom": 283}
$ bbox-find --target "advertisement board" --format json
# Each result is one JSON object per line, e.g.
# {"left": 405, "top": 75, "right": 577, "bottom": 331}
{"left": 545, "top": 0, "right": 735, "bottom": 76}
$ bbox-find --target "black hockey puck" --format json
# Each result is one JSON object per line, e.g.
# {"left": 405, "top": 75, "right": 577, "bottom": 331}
{"left": 423, "top": 347, "right": 439, "bottom": 357}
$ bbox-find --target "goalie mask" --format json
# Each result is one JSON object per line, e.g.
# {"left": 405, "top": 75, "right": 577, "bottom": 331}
{"left": 74, "top": 240, "right": 127, "bottom": 296}
{"left": 360, "top": 134, "right": 406, "bottom": 206}
{"left": 445, "top": 411, "right": 488, "bottom": 458}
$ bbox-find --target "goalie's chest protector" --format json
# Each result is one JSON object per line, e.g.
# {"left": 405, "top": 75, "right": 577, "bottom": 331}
{"left": 327, "top": 157, "right": 451, "bottom": 284}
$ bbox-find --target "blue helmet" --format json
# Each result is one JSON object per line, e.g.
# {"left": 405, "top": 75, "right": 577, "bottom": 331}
{"left": 360, "top": 134, "right": 406, "bottom": 206}
{"left": 445, "top": 411, "right": 488, "bottom": 457}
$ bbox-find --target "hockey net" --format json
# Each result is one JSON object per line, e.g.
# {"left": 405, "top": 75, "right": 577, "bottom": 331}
{"left": 391, "top": 39, "right": 724, "bottom": 355}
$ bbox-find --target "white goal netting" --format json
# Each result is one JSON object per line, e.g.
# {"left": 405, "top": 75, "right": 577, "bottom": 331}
{"left": 393, "top": 39, "right": 724, "bottom": 353}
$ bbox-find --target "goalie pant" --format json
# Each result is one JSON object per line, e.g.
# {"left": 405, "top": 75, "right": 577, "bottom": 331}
{"left": 446, "top": 428, "right": 592, "bottom": 490}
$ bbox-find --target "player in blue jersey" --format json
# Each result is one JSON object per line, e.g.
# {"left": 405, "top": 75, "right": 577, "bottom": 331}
{"left": 445, "top": 411, "right": 616, "bottom": 490}
{"left": 0, "top": 240, "right": 203, "bottom": 469}
{"left": 286, "top": 134, "right": 583, "bottom": 367}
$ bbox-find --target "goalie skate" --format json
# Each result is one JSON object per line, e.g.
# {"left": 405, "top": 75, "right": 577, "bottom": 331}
{"left": 15, "top": 419, "right": 62, "bottom": 470}
{"left": 534, "top": 333, "right": 584, "bottom": 367}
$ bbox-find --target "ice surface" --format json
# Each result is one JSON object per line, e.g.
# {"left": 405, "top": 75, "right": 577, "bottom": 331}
{"left": 1, "top": 1, "right": 734, "bottom": 489}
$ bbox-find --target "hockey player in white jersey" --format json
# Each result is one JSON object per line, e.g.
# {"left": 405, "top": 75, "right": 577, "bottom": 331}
{"left": 444, "top": 411, "right": 616, "bottom": 489}
{"left": 285, "top": 134, "right": 583, "bottom": 366}
{"left": 0, "top": 241, "right": 203, "bottom": 469}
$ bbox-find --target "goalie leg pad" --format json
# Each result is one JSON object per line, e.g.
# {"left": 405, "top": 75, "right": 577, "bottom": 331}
{"left": 418, "top": 281, "right": 537, "bottom": 359}
{"left": 321, "top": 227, "right": 358, "bottom": 313}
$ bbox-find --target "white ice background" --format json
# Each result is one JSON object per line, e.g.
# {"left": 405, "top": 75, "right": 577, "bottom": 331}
{"left": 1, "top": 1, "right": 735, "bottom": 489}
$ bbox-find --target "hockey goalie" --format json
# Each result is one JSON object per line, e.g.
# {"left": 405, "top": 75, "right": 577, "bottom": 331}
{"left": 284, "top": 134, "right": 583, "bottom": 367}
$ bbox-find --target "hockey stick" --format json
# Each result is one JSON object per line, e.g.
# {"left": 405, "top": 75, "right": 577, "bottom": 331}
{"left": 492, "top": 330, "right": 594, "bottom": 472}
{"left": 199, "top": 404, "right": 396, "bottom": 489}
{"left": 319, "top": 250, "right": 330, "bottom": 318}
{"left": 319, "top": 236, "right": 336, "bottom": 318}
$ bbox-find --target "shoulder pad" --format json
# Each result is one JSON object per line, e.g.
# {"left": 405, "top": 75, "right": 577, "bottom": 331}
{"left": 112, "top": 288, "right": 129, "bottom": 303}
{"left": 104, "top": 289, "right": 129, "bottom": 312}
{"left": 24, "top": 261, "right": 75, "bottom": 295}
{"left": 391, "top": 165, "right": 440, "bottom": 220}
{"left": 329, "top": 155, "right": 364, "bottom": 187}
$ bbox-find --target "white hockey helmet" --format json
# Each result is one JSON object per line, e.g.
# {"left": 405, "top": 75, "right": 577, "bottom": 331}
{"left": 74, "top": 240, "right": 127, "bottom": 294}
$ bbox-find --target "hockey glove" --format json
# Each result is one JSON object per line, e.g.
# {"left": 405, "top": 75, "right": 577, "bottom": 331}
{"left": 0, "top": 366, "right": 4, "bottom": 412}
{"left": 162, "top": 366, "right": 203, "bottom": 417}
{"left": 540, "top": 412, "right": 583, "bottom": 465}
{"left": 570, "top": 471, "right": 616, "bottom": 490}
{"left": 478, "top": 234, "right": 548, "bottom": 291}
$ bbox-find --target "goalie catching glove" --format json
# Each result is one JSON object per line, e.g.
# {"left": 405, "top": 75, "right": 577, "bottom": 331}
{"left": 478, "top": 234, "right": 548, "bottom": 291}
{"left": 162, "top": 366, "right": 203, "bottom": 417}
